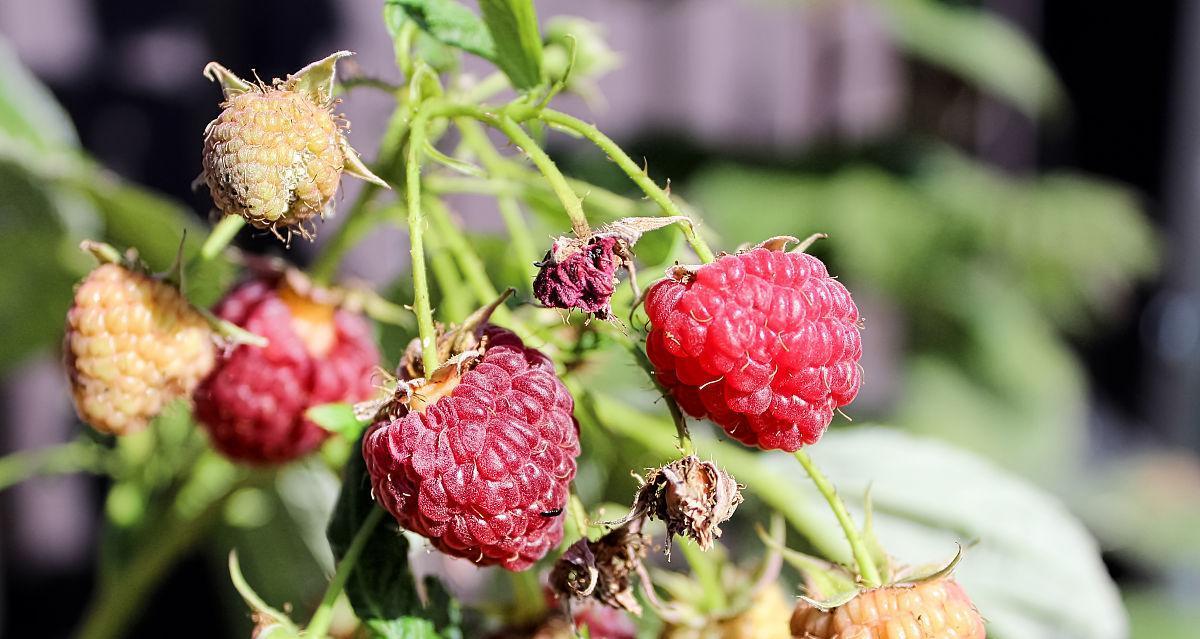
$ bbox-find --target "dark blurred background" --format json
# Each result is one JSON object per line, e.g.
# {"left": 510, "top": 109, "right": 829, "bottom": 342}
{"left": 2, "top": 0, "right": 1198, "bottom": 637}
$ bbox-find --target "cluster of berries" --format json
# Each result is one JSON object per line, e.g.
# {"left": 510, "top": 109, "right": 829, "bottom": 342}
{"left": 60, "top": 52, "right": 983, "bottom": 639}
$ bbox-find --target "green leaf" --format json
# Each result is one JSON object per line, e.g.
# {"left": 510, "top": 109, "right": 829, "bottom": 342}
{"left": 478, "top": 0, "right": 544, "bottom": 90}
{"left": 876, "top": 0, "right": 1066, "bottom": 118}
{"left": 385, "top": 0, "right": 496, "bottom": 61}
{"left": 306, "top": 403, "right": 368, "bottom": 439}
{"left": 0, "top": 159, "right": 79, "bottom": 372}
{"left": 586, "top": 395, "right": 1127, "bottom": 639}
{"left": 0, "top": 36, "right": 78, "bottom": 150}
{"left": 779, "top": 428, "right": 1127, "bottom": 639}
{"left": 327, "top": 434, "right": 454, "bottom": 635}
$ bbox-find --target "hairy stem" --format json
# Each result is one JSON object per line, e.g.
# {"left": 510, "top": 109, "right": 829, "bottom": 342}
{"left": 629, "top": 341, "right": 694, "bottom": 456}
{"left": 490, "top": 115, "right": 591, "bottom": 238}
{"left": 306, "top": 506, "right": 385, "bottom": 638}
{"left": 407, "top": 113, "right": 442, "bottom": 375}
{"left": 537, "top": 109, "right": 715, "bottom": 263}
{"left": 199, "top": 215, "right": 245, "bottom": 261}
{"left": 793, "top": 449, "right": 882, "bottom": 587}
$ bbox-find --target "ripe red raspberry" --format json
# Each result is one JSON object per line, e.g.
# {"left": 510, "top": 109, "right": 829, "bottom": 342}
{"left": 65, "top": 263, "right": 215, "bottom": 435}
{"left": 363, "top": 325, "right": 580, "bottom": 571}
{"left": 533, "top": 235, "right": 621, "bottom": 318}
{"left": 195, "top": 278, "right": 380, "bottom": 463}
{"left": 790, "top": 578, "right": 985, "bottom": 639}
{"left": 644, "top": 244, "right": 862, "bottom": 451}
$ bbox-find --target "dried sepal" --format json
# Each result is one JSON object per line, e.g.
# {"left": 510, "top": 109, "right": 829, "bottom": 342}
{"left": 549, "top": 520, "right": 649, "bottom": 615}
{"left": 615, "top": 455, "right": 743, "bottom": 555}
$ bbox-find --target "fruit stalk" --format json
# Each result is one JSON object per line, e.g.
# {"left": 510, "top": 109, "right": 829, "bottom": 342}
{"left": 406, "top": 111, "right": 442, "bottom": 375}
{"left": 537, "top": 109, "right": 715, "bottom": 263}
{"left": 491, "top": 114, "right": 592, "bottom": 238}
{"left": 306, "top": 506, "right": 385, "bottom": 638}
{"left": 792, "top": 449, "right": 882, "bottom": 587}
{"left": 199, "top": 215, "right": 245, "bottom": 261}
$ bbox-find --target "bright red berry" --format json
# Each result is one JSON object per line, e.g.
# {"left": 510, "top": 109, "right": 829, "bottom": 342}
{"left": 363, "top": 325, "right": 580, "bottom": 571}
{"left": 195, "top": 277, "right": 380, "bottom": 464}
{"left": 644, "top": 245, "right": 862, "bottom": 451}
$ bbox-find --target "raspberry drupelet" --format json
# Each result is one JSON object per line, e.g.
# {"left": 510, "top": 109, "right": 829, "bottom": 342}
{"left": 363, "top": 325, "right": 581, "bottom": 571}
{"left": 644, "top": 244, "right": 862, "bottom": 451}
{"left": 194, "top": 277, "right": 380, "bottom": 464}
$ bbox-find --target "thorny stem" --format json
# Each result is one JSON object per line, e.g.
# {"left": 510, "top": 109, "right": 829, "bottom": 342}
{"left": 306, "top": 506, "right": 386, "bottom": 638}
{"left": 537, "top": 109, "right": 715, "bottom": 263}
{"left": 793, "top": 449, "right": 883, "bottom": 587}
{"left": 199, "top": 215, "right": 245, "bottom": 261}
{"left": 629, "top": 339, "right": 694, "bottom": 456}
{"left": 490, "top": 114, "right": 592, "bottom": 238}
{"left": 407, "top": 112, "right": 442, "bottom": 375}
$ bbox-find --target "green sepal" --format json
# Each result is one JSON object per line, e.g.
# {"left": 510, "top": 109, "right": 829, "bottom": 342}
{"left": 202, "top": 62, "right": 254, "bottom": 99}
{"left": 286, "top": 50, "right": 353, "bottom": 105}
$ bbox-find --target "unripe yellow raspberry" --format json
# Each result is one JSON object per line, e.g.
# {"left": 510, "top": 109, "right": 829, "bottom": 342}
{"left": 202, "top": 88, "right": 344, "bottom": 232}
{"left": 65, "top": 263, "right": 215, "bottom": 435}
{"left": 790, "top": 578, "right": 985, "bottom": 639}
{"left": 200, "top": 52, "right": 387, "bottom": 239}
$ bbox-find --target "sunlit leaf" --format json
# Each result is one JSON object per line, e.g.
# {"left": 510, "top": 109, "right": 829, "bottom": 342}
{"left": 479, "top": 0, "right": 544, "bottom": 90}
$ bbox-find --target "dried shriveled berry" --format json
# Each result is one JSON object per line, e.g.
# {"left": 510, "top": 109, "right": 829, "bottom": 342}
{"left": 629, "top": 455, "right": 742, "bottom": 553}
{"left": 790, "top": 578, "right": 985, "bottom": 639}
{"left": 550, "top": 521, "right": 649, "bottom": 615}
{"left": 534, "top": 235, "right": 622, "bottom": 318}
{"left": 644, "top": 242, "right": 862, "bottom": 451}
{"left": 66, "top": 263, "right": 215, "bottom": 435}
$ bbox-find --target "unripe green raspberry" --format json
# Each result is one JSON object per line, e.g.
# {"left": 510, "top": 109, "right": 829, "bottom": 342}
{"left": 200, "top": 52, "right": 387, "bottom": 239}
{"left": 65, "top": 263, "right": 216, "bottom": 435}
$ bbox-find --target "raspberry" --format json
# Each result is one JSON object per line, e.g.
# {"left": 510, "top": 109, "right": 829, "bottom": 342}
{"left": 363, "top": 325, "right": 580, "bottom": 571}
{"left": 194, "top": 278, "right": 380, "bottom": 463}
{"left": 65, "top": 263, "right": 216, "bottom": 435}
{"left": 201, "top": 54, "right": 385, "bottom": 238}
{"left": 644, "top": 244, "right": 862, "bottom": 451}
{"left": 533, "top": 235, "right": 622, "bottom": 318}
{"left": 790, "top": 579, "right": 985, "bottom": 639}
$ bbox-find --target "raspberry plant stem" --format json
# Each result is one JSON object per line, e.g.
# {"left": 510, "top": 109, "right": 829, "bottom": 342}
{"left": 490, "top": 114, "right": 592, "bottom": 238}
{"left": 406, "top": 112, "right": 442, "bottom": 375}
{"left": 629, "top": 340, "right": 695, "bottom": 456}
{"left": 536, "top": 109, "right": 716, "bottom": 263}
{"left": 306, "top": 506, "right": 385, "bottom": 638}
{"left": 199, "top": 214, "right": 245, "bottom": 261}
{"left": 425, "top": 197, "right": 533, "bottom": 339}
{"left": 792, "top": 449, "right": 883, "bottom": 587}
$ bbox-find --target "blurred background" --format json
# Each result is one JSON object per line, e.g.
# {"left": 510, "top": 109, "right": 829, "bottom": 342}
{"left": 2, "top": 0, "right": 1199, "bottom": 637}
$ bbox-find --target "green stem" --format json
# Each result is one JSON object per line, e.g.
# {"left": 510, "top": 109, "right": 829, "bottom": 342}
{"left": 678, "top": 536, "right": 727, "bottom": 611}
{"left": 455, "top": 118, "right": 540, "bottom": 282}
{"left": 490, "top": 115, "right": 591, "bottom": 238}
{"left": 426, "top": 230, "right": 472, "bottom": 322}
{"left": 425, "top": 198, "right": 531, "bottom": 338}
{"left": 76, "top": 481, "right": 238, "bottom": 639}
{"left": 199, "top": 215, "right": 245, "bottom": 261}
{"left": 629, "top": 341, "right": 694, "bottom": 456}
{"left": 0, "top": 439, "right": 110, "bottom": 492}
{"left": 306, "top": 507, "right": 385, "bottom": 638}
{"left": 407, "top": 113, "right": 441, "bottom": 375}
{"left": 538, "top": 109, "right": 715, "bottom": 263}
{"left": 793, "top": 449, "right": 882, "bottom": 587}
